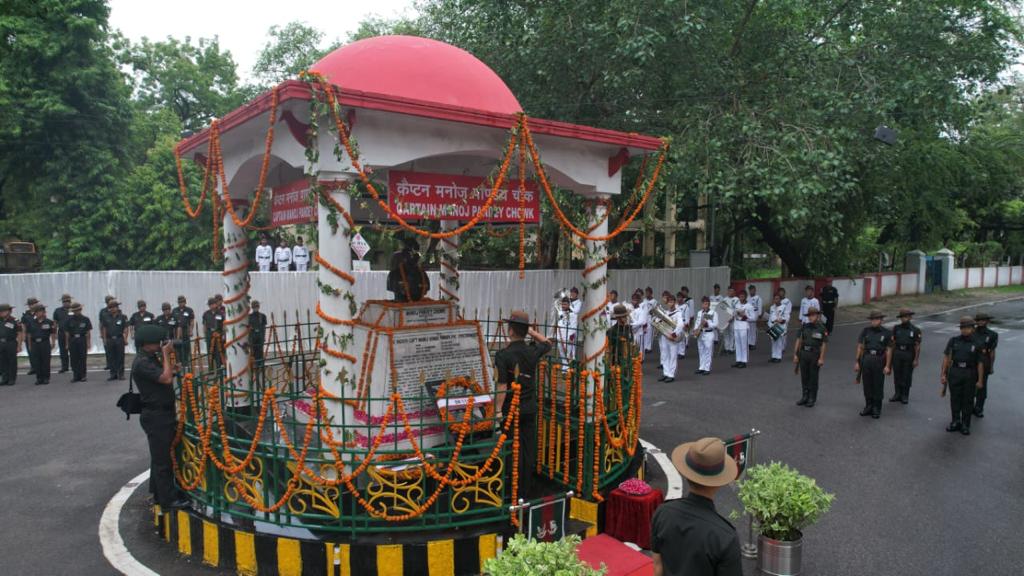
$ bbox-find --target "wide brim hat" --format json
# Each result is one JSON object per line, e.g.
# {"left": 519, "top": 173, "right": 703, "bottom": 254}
{"left": 867, "top": 311, "right": 885, "bottom": 320}
{"left": 60, "top": 294, "right": 72, "bottom": 302}
{"left": 70, "top": 302, "right": 83, "bottom": 311}
{"left": 897, "top": 308, "right": 914, "bottom": 318}
{"left": 670, "top": 437, "right": 738, "bottom": 488}
{"left": 108, "top": 300, "right": 120, "bottom": 307}
{"left": 975, "top": 312, "right": 992, "bottom": 321}
{"left": 0, "top": 304, "right": 11, "bottom": 312}
{"left": 612, "top": 304, "right": 630, "bottom": 319}
{"left": 506, "top": 310, "right": 530, "bottom": 326}
{"left": 135, "top": 324, "right": 166, "bottom": 346}
{"left": 959, "top": 316, "right": 976, "bottom": 328}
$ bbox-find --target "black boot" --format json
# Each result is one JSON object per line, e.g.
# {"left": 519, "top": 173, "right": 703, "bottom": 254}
{"left": 901, "top": 389, "right": 909, "bottom": 404}
{"left": 888, "top": 392, "right": 901, "bottom": 402}
{"left": 946, "top": 420, "right": 962, "bottom": 432}
{"left": 796, "top": 390, "right": 809, "bottom": 406}
{"left": 805, "top": 389, "right": 817, "bottom": 407}
{"left": 860, "top": 405, "right": 873, "bottom": 416}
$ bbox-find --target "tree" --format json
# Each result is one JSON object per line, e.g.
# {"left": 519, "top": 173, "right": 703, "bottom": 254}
{"left": 251, "top": 21, "right": 339, "bottom": 88}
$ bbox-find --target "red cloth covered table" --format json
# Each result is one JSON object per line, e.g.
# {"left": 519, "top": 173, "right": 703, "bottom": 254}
{"left": 577, "top": 534, "right": 654, "bottom": 576}
{"left": 604, "top": 487, "right": 664, "bottom": 550}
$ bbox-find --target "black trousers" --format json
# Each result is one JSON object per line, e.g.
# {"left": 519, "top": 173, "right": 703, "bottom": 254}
{"left": 69, "top": 336, "right": 88, "bottom": 380}
{"left": 518, "top": 411, "right": 538, "bottom": 498}
{"left": 176, "top": 337, "right": 191, "bottom": 370}
{"left": 140, "top": 409, "right": 182, "bottom": 506}
{"left": 822, "top": 305, "right": 836, "bottom": 334}
{"left": 974, "top": 361, "right": 992, "bottom": 410}
{"left": 106, "top": 337, "right": 125, "bottom": 377}
{"left": 949, "top": 369, "right": 976, "bottom": 428}
{"left": 892, "top": 350, "right": 915, "bottom": 398}
{"left": 798, "top": 349, "right": 821, "bottom": 399}
{"left": 206, "top": 336, "right": 223, "bottom": 372}
{"left": 0, "top": 341, "right": 17, "bottom": 385}
{"left": 57, "top": 329, "right": 69, "bottom": 370}
{"left": 30, "top": 340, "right": 52, "bottom": 382}
{"left": 861, "top": 354, "right": 886, "bottom": 410}
{"left": 251, "top": 337, "right": 265, "bottom": 364}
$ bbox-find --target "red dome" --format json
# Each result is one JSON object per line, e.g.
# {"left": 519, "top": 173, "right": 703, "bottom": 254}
{"left": 310, "top": 36, "right": 522, "bottom": 115}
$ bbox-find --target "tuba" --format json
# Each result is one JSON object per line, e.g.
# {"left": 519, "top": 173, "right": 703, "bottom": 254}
{"left": 650, "top": 306, "right": 678, "bottom": 337}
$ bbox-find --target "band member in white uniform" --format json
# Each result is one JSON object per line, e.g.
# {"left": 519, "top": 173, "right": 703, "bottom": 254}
{"left": 732, "top": 290, "right": 754, "bottom": 368}
{"left": 552, "top": 297, "right": 578, "bottom": 371}
{"left": 677, "top": 289, "right": 693, "bottom": 358}
{"left": 292, "top": 236, "right": 310, "bottom": 272}
{"left": 629, "top": 292, "right": 648, "bottom": 360}
{"left": 769, "top": 292, "right": 790, "bottom": 362}
{"left": 642, "top": 287, "right": 657, "bottom": 353}
{"left": 709, "top": 284, "right": 723, "bottom": 348}
{"left": 567, "top": 287, "right": 582, "bottom": 317}
{"left": 799, "top": 285, "right": 820, "bottom": 325}
{"left": 274, "top": 243, "right": 292, "bottom": 272}
{"left": 657, "top": 294, "right": 684, "bottom": 382}
{"left": 748, "top": 284, "right": 763, "bottom": 349}
{"left": 721, "top": 286, "right": 738, "bottom": 355}
{"left": 254, "top": 237, "right": 273, "bottom": 272}
{"left": 605, "top": 290, "right": 631, "bottom": 320}
{"left": 692, "top": 296, "right": 718, "bottom": 375}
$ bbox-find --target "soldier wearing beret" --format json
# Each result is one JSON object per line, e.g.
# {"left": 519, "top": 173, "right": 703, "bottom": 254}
{"left": 793, "top": 307, "right": 828, "bottom": 407}
{"left": 27, "top": 304, "right": 56, "bottom": 385}
{"left": 889, "top": 308, "right": 922, "bottom": 404}
{"left": 54, "top": 294, "right": 73, "bottom": 373}
{"left": 101, "top": 300, "right": 128, "bottom": 380}
{"left": 202, "top": 297, "right": 225, "bottom": 371}
{"left": 941, "top": 316, "right": 984, "bottom": 435}
{"left": 22, "top": 297, "right": 39, "bottom": 376}
{"left": 855, "top": 311, "right": 892, "bottom": 419}
{"left": 0, "top": 304, "right": 23, "bottom": 386}
{"left": 172, "top": 296, "right": 195, "bottom": 368}
{"left": 65, "top": 302, "right": 93, "bottom": 382}
{"left": 972, "top": 312, "right": 998, "bottom": 418}
{"left": 132, "top": 324, "right": 189, "bottom": 510}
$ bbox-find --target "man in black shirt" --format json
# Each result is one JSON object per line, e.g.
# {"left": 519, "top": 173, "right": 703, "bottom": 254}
{"left": 22, "top": 297, "right": 38, "bottom": 376}
{"left": 128, "top": 300, "right": 155, "bottom": 343}
{"left": 652, "top": 437, "right": 742, "bottom": 576}
{"left": 0, "top": 303, "right": 23, "bottom": 386}
{"left": 890, "top": 308, "right": 922, "bottom": 404}
{"left": 606, "top": 303, "right": 634, "bottom": 369}
{"left": 855, "top": 311, "right": 892, "bottom": 419}
{"left": 65, "top": 302, "right": 93, "bottom": 382}
{"left": 202, "top": 297, "right": 225, "bottom": 371}
{"left": 493, "top": 310, "right": 551, "bottom": 498}
{"left": 173, "top": 296, "right": 195, "bottom": 368}
{"left": 819, "top": 281, "right": 839, "bottom": 334}
{"left": 54, "top": 294, "right": 72, "bottom": 373}
{"left": 972, "top": 312, "right": 998, "bottom": 418}
{"left": 941, "top": 316, "right": 984, "bottom": 435}
{"left": 155, "top": 303, "right": 178, "bottom": 340}
{"left": 99, "top": 295, "right": 115, "bottom": 372}
{"left": 101, "top": 300, "right": 129, "bottom": 380}
{"left": 132, "top": 324, "right": 189, "bottom": 509}
{"left": 249, "top": 300, "right": 268, "bottom": 367}
{"left": 27, "top": 304, "right": 56, "bottom": 385}
{"left": 793, "top": 307, "right": 828, "bottom": 407}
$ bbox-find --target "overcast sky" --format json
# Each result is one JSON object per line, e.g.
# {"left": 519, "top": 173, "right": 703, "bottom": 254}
{"left": 107, "top": 0, "right": 416, "bottom": 82}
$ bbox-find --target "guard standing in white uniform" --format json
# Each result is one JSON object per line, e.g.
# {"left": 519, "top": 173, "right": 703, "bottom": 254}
{"left": 274, "top": 243, "right": 293, "bottom": 272}
{"left": 657, "top": 294, "right": 684, "bottom": 382}
{"left": 748, "top": 284, "right": 763, "bottom": 349}
{"left": 292, "top": 236, "right": 310, "bottom": 272}
{"left": 732, "top": 290, "right": 753, "bottom": 368}
{"left": 255, "top": 236, "right": 273, "bottom": 272}
{"left": 799, "top": 285, "right": 820, "bottom": 325}
{"left": 769, "top": 293, "right": 790, "bottom": 362}
{"left": 692, "top": 296, "right": 718, "bottom": 375}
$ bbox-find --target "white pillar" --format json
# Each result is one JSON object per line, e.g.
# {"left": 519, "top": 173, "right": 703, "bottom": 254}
{"left": 439, "top": 220, "right": 461, "bottom": 310}
{"left": 317, "top": 175, "right": 356, "bottom": 424}
{"left": 581, "top": 195, "right": 610, "bottom": 376}
{"left": 904, "top": 250, "right": 926, "bottom": 294}
{"left": 936, "top": 248, "right": 955, "bottom": 291}
{"left": 222, "top": 194, "right": 251, "bottom": 408}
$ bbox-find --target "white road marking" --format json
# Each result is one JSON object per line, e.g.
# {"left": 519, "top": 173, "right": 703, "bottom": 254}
{"left": 640, "top": 438, "right": 683, "bottom": 500}
{"left": 99, "top": 469, "right": 160, "bottom": 576}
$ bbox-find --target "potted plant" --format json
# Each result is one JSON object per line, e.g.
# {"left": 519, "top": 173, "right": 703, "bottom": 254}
{"left": 483, "top": 534, "right": 605, "bottom": 576}
{"left": 738, "top": 462, "right": 834, "bottom": 576}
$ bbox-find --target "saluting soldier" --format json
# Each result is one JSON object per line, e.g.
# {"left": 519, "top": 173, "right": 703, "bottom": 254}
{"left": 855, "top": 311, "right": 892, "bottom": 419}
{"left": 793, "top": 307, "right": 828, "bottom": 407}
{"left": 22, "top": 297, "right": 39, "bottom": 376}
{"left": 203, "top": 297, "right": 225, "bottom": 371}
{"left": 101, "top": 300, "right": 128, "bottom": 380}
{"left": 972, "top": 312, "right": 998, "bottom": 418}
{"left": 173, "top": 296, "right": 196, "bottom": 367}
{"left": 65, "top": 302, "right": 92, "bottom": 382}
{"left": 889, "top": 308, "right": 922, "bottom": 404}
{"left": 819, "top": 281, "right": 839, "bottom": 334}
{"left": 27, "top": 304, "right": 56, "bottom": 385}
{"left": 249, "top": 300, "right": 268, "bottom": 368}
{"left": 54, "top": 294, "right": 73, "bottom": 373}
{"left": 0, "top": 304, "right": 23, "bottom": 386}
{"left": 941, "top": 316, "right": 984, "bottom": 435}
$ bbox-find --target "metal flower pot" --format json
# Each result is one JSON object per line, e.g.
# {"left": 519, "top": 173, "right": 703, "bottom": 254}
{"left": 757, "top": 533, "right": 803, "bottom": 576}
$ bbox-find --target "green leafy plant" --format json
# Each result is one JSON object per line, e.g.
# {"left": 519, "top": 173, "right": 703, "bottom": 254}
{"left": 483, "top": 535, "right": 605, "bottom": 576}
{"left": 738, "top": 462, "right": 834, "bottom": 541}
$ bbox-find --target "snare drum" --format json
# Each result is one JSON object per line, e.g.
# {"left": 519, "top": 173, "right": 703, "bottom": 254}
{"left": 766, "top": 323, "right": 786, "bottom": 341}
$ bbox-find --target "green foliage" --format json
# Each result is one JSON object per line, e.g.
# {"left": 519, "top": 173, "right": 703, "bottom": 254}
{"left": 738, "top": 462, "right": 835, "bottom": 541}
{"left": 251, "top": 21, "right": 339, "bottom": 89}
{"left": 482, "top": 535, "right": 605, "bottom": 576}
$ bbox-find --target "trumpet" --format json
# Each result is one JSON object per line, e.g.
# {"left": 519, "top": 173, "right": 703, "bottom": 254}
{"left": 693, "top": 314, "right": 709, "bottom": 338}
{"left": 650, "top": 306, "right": 678, "bottom": 338}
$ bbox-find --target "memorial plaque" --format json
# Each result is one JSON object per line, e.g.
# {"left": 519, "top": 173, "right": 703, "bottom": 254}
{"left": 390, "top": 326, "right": 486, "bottom": 405}
{"left": 397, "top": 304, "right": 450, "bottom": 326}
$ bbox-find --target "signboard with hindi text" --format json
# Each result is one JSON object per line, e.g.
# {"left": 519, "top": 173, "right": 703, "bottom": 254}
{"left": 387, "top": 169, "right": 540, "bottom": 223}
{"left": 271, "top": 180, "right": 316, "bottom": 227}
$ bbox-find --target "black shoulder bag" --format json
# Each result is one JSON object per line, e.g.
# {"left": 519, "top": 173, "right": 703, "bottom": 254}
{"left": 116, "top": 372, "right": 143, "bottom": 420}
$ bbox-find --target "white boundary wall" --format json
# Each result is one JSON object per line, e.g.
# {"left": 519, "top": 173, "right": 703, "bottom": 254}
{"left": 1, "top": 267, "right": 729, "bottom": 354}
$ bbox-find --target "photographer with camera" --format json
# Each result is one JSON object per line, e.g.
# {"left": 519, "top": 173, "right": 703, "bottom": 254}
{"left": 132, "top": 324, "right": 189, "bottom": 509}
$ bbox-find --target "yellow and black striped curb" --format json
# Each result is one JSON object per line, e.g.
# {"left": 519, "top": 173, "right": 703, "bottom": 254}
{"left": 154, "top": 507, "right": 509, "bottom": 576}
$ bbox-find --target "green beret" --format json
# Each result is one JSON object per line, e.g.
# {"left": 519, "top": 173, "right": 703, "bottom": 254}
{"left": 135, "top": 324, "right": 166, "bottom": 346}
